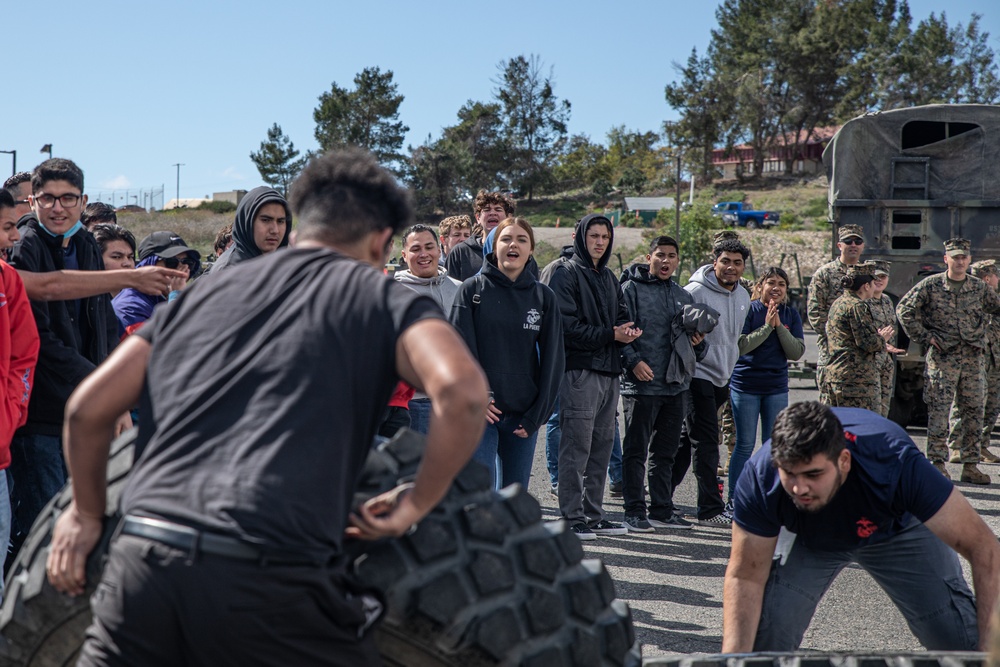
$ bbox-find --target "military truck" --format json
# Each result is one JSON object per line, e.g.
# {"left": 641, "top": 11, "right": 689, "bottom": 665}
{"left": 823, "top": 104, "right": 1000, "bottom": 426}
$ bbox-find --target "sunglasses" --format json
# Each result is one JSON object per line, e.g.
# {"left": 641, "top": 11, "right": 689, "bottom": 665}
{"left": 162, "top": 257, "right": 198, "bottom": 270}
{"left": 841, "top": 238, "right": 863, "bottom": 246}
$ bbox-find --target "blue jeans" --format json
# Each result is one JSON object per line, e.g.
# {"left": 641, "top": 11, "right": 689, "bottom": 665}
{"left": 407, "top": 398, "right": 432, "bottom": 435}
{"left": 0, "top": 471, "right": 9, "bottom": 601}
{"left": 473, "top": 415, "right": 539, "bottom": 490}
{"left": 7, "top": 433, "right": 67, "bottom": 563}
{"left": 728, "top": 390, "right": 787, "bottom": 501}
{"left": 545, "top": 398, "right": 561, "bottom": 486}
{"left": 755, "top": 518, "right": 977, "bottom": 650}
{"left": 608, "top": 420, "right": 623, "bottom": 485}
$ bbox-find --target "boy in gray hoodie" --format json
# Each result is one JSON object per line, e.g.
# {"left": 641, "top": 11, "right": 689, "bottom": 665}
{"left": 677, "top": 239, "right": 750, "bottom": 525}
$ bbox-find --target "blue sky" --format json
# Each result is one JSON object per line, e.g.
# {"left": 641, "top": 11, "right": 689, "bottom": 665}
{"left": 2, "top": 0, "right": 996, "bottom": 206}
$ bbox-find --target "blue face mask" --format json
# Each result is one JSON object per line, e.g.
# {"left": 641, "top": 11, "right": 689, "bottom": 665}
{"left": 39, "top": 220, "right": 84, "bottom": 240}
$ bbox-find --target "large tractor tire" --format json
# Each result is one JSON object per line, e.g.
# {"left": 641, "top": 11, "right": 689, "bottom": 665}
{"left": 643, "top": 653, "right": 985, "bottom": 667}
{"left": 0, "top": 429, "right": 640, "bottom": 667}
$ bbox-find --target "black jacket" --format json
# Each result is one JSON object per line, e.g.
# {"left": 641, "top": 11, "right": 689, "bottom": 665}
{"left": 445, "top": 235, "right": 486, "bottom": 282}
{"left": 540, "top": 245, "right": 574, "bottom": 286}
{"left": 210, "top": 186, "right": 291, "bottom": 273}
{"left": 548, "top": 215, "right": 630, "bottom": 376}
{"left": 9, "top": 221, "right": 118, "bottom": 435}
{"left": 449, "top": 256, "right": 564, "bottom": 435}
{"left": 619, "top": 264, "right": 708, "bottom": 396}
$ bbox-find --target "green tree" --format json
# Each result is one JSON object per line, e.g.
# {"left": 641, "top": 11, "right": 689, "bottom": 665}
{"left": 553, "top": 134, "right": 610, "bottom": 191}
{"left": 313, "top": 66, "right": 409, "bottom": 173}
{"left": 249, "top": 123, "right": 307, "bottom": 197}
{"left": 605, "top": 126, "right": 664, "bottom": 187}
{"left": 494, "top": 54, "right": 571, "bottom": 200}
{"left": 665, "top": 48, "right": 729, "bottom": 184}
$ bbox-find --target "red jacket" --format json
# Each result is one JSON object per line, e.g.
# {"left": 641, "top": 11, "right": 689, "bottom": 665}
{"left": 0, "top": 261, "right": 39, "bottom": 469}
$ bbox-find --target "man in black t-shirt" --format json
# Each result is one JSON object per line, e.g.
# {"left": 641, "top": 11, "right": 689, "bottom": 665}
{"left": 46, "top": 148, "right": 489, "bottom": 667}
{"left": 722, "top": 402, "right": 1000, "bottom": 653}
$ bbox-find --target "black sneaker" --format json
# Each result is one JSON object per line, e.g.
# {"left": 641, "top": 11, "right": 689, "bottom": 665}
{"left": 648, "top": 515, "right": 694, "bottom": 530}
{"left": 590, "top": 520, "right": 627, "bottom": 536}
{"left": 624, "top": 515, "right": 654, "bottom": 533}
{"left": 724, "top": 499, "right": 735, "bottom": 514}
{"left": 609, "top": 481, "right": 623, "bottom": 497}
{"left": 570, "top": 522, "right": 597, "bottom": 541}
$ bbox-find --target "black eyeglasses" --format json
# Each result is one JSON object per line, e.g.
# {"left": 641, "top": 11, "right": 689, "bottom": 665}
{"left": 162, "top": 257, "right": 198, "bottom": 270}
{"left": 841, "top": 238, "right": 863, "bottom": 246}
{"left": 34, "top": 193, "right": 81, "bottom": 209}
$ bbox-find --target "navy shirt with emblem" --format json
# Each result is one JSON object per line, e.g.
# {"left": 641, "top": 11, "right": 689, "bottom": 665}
{"left": 124, "top": 247, "right": 442, "bottom": 555}
{"left": 733, "top": 408, "right": 953, "bottom": 550}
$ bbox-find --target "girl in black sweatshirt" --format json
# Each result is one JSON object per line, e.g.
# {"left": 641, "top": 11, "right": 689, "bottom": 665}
{"left": 450, "top": 218, "right": 564, "bottom": 490}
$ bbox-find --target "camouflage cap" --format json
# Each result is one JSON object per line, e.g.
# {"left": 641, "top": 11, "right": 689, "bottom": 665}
{"left": 847, "top": 262, "right": 876, "bottom": 278}
{"left": 871, "top": 260, "right": 890, "bottom": 276}
{"left": 971, "top": 259, "right": 999, "bottom": 278}
{"left": 713, "top": 230, "right": 740, "bottom": 244}
{"left": 838, "top": 224, "right": 864, "bottom": 241}
{"left": 945, "top": 237, "right": 971, "bottom": 257}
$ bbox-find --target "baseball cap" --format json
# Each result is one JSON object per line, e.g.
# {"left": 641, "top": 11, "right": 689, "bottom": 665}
{"left": 138, "top": 231, "right": 201, "bottom": 262}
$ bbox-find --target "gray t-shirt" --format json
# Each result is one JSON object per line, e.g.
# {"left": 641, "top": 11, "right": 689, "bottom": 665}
{"left": 125, "top": 247, "right": 442, "bottom": 555}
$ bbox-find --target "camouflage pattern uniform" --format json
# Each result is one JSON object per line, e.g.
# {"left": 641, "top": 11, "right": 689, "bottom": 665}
{"left": 868, "top": 261, "right": 897, "bottom": 417}
{"left": 808, "top": 225, "right": 865, "bottom": 401}
{"left": 822, "top": 264, "right": 884, "bottom": 412}
{"left": 896, "top": 240, "right": 1000, "bottom": 467}
{"left": 948, "top": 259, "right": 1000, "bottom": 463}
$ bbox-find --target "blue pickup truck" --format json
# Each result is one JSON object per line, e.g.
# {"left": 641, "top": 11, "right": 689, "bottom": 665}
{"left": 711, "top": 201, "right": 780, "bottom": 228}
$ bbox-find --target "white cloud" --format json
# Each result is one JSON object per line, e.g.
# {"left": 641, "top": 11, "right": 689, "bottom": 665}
{"left": 221, "top": 167, "right": 245, "bottom": 181}
{"left": 102, "top": 175, "right": 132, "bottom": 189}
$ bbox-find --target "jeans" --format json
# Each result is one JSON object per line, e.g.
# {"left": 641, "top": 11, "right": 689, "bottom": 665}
{"left": 7, "top": 433, "right": 66, "bottom": 567}
{"left": 407, "top": 397, "right": 432, "bottom": 435}
{"left": 608, "top": 421, "right": 623, "bottom": 485}
{"left": 545, "top": 398, "right": 561, "bottom": 486}
{"left": 755, "top": 518, "right": 977, "bottom": 651}
{"left": 622, "top": 393, "right": 688, "bottom": 519}
{"left": 728, "top": 390, "right": 788, "bottom": 501}
{"left": 673, "top": 378, "right": 727, "bottom": 520}
{"left": 0, "top": 471, "right": 10, "bottom": 601}
{"left": 472, "top": 414, "right": 539, "bottom": 490}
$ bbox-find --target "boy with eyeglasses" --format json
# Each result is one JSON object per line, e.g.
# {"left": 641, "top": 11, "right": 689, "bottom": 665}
{"left": 112, "top": 231, "right": 202, "bottom": 338}
{"left": 6, "top": 158, "right": 128, "bottom": 568}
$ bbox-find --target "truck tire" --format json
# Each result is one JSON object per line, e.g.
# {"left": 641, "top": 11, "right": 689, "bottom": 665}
{"left": 746, "top": 219, "right": 760, "bottom": 230}
{"left": 641, "top": 652, "right": 984, "bottom": 667}
{"left": 0, "top": 429, "right": 641, "bottom": 667}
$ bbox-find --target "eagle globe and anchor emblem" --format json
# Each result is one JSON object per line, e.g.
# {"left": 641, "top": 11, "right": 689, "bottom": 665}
{"left": 524, "top": 308, "right": 541, "bottom": 331}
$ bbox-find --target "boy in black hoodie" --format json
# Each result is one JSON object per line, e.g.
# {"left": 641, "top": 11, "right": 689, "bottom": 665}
{"left": 548, "top": 214, "right": 641, "bottom": 540}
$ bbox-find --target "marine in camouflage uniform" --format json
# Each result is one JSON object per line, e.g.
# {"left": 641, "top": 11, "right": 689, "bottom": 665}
{"left": 807, "top": 225, "right": 866, "bottom": 401}
{"left": 822, "top": 263, "right": 884, "bottom": 412}
{"left": 868, "top": 261, "right": 897, "bottom": 417}
{"left": 897, "top": 238, "right": 1000, "bottom": 484}
{"left": 948, "top": 259, "right": 1000, "bottom": 464}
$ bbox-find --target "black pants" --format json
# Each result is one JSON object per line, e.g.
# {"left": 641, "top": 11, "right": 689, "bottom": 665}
{"left": 621, "top": 393, "right": 688, "bottom": 520}
{"left": 79, "top": 534, "right": 382, "bottom": 667}
{"left": 672, "top": 378, "right": 727, "bottom": 520}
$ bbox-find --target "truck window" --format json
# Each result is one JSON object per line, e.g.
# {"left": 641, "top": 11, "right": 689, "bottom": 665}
{"left": 890, "top": 210, "right": 922, "bottom": 250}
{"left": 902, "top": 121, "right": 980, "bottom": 149}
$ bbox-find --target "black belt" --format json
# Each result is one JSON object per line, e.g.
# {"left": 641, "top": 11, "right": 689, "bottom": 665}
{"left": 120, "top": 515, "right": 328, "bottom": 566}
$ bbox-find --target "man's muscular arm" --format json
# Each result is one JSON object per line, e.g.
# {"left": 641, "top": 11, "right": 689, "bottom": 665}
{"left": 722, "top": 524, "right": 778, "bottom": 653}
{"left": 19, "top": 266, "right": 185, "bottom": 301}
{"left": 924, "top": 488, "right": 1000, "bottom": 650}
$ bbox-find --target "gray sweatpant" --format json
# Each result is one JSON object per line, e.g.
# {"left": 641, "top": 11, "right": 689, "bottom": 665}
{"left": 557, "top": 369, "right": 618, "bottom": 526}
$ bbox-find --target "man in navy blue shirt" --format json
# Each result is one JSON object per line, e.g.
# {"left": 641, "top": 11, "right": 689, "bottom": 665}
{"left": 722, "top": 402, "right": 1000, "bottom": 652}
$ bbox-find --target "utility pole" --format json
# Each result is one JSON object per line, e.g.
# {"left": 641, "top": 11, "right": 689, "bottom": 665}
{"left": 675, "top": 152, "right": 682, "bottom": 244}
{"left": 0, "top": 150, "right": 14, "bottom": 175}
{"left": 172, "top": 163, "right": 185, "bottom": 208}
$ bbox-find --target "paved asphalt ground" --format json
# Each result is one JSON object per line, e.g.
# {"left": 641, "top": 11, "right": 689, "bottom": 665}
{"left": 523, "top": 330, "right": 1000, "bottom": 659}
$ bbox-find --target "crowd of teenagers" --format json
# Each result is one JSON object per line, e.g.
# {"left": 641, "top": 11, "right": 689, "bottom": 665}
{"left": 4, "top": 154, "right": 1000, "bottom": 661}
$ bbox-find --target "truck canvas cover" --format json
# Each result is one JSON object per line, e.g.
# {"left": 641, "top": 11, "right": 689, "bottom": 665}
{"left": 824, "top": 104, "right": 1000, "bottom": 203}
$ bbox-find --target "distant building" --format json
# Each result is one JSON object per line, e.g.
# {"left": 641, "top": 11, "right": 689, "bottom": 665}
{"left": 163, "top": 198, "right": 212, "bottom": 210}
{"left": 213, "top": 190, "right": 248, "bottom": 206}
{"left": 711, "top": 126, "right": 841, "bottom": 179}
{"left": 623, "top": 196, "right": 676, "bottom": 225}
